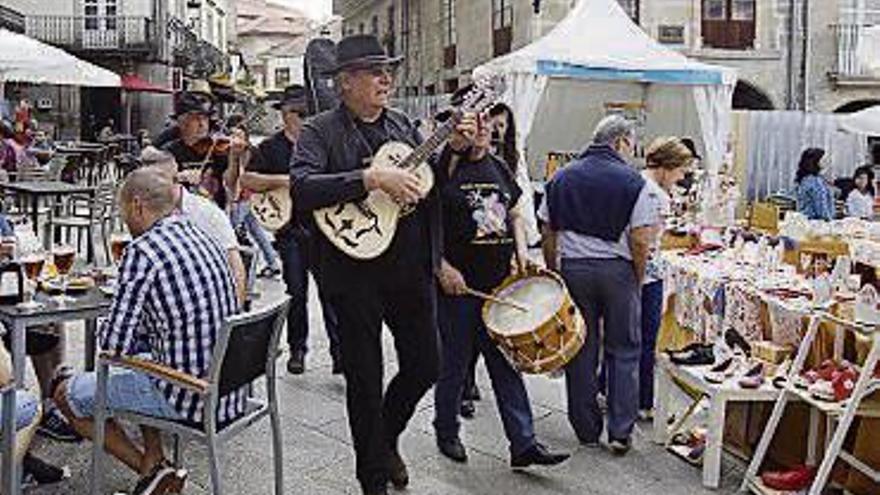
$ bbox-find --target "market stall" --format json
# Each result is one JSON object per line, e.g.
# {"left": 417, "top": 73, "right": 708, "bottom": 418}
{"left": 656, "top": 221, "right": 880, "bottom": 494}
{"left": 473, "top": 0, "right": 736, "bottom": 177}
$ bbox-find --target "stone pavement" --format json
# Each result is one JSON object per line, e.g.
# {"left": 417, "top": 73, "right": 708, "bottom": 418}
{"left": 26, "top": 279, "right": 743, "bottom": 495}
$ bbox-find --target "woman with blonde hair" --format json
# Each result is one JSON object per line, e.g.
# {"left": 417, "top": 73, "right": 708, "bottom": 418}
{"left": 637, "top": 137, "right": 693, "bottom": 418}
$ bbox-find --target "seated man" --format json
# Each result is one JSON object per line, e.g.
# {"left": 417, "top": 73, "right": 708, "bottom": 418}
{"left": 54, "top": 168, "right": 241, "bottom": 495}
{"left": 139, "top": 146, "right": 247, "bottom": 305}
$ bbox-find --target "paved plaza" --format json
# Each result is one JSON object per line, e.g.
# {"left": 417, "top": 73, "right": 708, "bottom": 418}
{"left": 26, "top": 280, "right": 741, "bottom": 495}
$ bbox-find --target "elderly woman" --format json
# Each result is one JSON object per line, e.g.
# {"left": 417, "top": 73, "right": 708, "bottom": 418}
{"left": 795, "top": 148, "right": 835, "bottom": 221}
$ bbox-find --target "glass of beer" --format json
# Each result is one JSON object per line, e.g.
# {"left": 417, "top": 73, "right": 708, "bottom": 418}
{"left": 18, "top": 252, "right": 45, "bottom": 309}
{"left": 110, "top": 232, "right": 131, "bottom": 265}
{"left": 52, "top": 244, "right": 76, "bottom": 304}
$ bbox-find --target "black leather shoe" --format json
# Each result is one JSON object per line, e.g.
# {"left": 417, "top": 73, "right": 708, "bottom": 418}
{"left": 389, "top": 450, "right": 408, "bottom": 489}
{"left": 437, "top": 437, "right": 468, "bottom": 463}
{"left": 463, "top": 384, "right": 481, "bottom": 401}
{"left": 287, "top": 351, "right": 305, "bottom": 375}
{"left": 460, "top": 399, "right": 475, "bottom": 418}
{"left": 510, "top": 443, "right": 570, "bottom": 468}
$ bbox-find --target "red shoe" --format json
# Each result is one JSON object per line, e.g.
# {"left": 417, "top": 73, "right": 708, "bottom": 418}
{"left": 761, "top": 465, "right": 817, "bottom": 491}
{"left": 832, "top": 368, "right": 858, "bottom": 402}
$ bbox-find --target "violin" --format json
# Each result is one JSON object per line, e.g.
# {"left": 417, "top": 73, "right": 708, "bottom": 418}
{"left": 189, "top": 134, "right": 231, "bottom": 162}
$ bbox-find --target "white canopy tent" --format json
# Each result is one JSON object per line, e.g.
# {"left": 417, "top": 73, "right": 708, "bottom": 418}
{"left": 839, "top": 105, "right": 880, "bottom": 136}
{"left": 474, "top": 0, "right": 736, "bottom": 177}
{"left": 0, "top": 28, "right": 120, "bottom": 90}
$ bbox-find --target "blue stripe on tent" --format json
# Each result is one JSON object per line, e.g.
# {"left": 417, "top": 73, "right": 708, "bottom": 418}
{"left": 536, "top": 60, "right": 723, "bottom": 85}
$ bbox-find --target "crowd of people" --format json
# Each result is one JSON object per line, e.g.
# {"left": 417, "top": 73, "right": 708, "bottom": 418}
{"left": 0, "top": 33, "right": 705, "bottom": 495}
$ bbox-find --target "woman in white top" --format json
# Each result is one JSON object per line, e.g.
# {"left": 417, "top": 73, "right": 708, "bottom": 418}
{"left": 636, "top": 137, "right": 694, "bottom": 418}
{"left": 846, "top": 165, "right": 875, "bottom": 219}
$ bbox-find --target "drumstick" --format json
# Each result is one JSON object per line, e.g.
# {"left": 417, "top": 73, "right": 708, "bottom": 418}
{"left": 464, "top": 288, "right": 530, "bottom": 312}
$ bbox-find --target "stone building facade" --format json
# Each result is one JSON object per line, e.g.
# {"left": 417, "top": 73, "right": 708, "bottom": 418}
{"left": 333, "top": 0, "right": 880, "bottom": 114}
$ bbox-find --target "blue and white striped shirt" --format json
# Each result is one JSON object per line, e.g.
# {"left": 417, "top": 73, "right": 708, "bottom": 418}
{"left": 99, "top": 215, "right": 242, "bottom": 423}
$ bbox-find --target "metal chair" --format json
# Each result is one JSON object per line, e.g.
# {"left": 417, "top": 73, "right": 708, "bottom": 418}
{"left": 90, "top": 295, "right": 291, "bottom": 495}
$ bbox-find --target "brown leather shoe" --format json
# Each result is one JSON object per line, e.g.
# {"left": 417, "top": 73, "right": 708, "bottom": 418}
{"left": 389, "top": 450, "right": 409, "bottom": 490}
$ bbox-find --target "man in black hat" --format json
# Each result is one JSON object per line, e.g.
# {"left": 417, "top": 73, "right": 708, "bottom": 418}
{"left": 291, "top": 34, "right": 476, "bottom": 495}
{"left": 240, "top": 84, "right": 341, "bottom": 375}
{"left": 161, "top": 91, "right": 228, "bottom": 209}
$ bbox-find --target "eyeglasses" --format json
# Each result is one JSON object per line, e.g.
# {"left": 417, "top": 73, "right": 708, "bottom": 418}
{"left": 353, "top": 64, "right": 397, "bottom": 79}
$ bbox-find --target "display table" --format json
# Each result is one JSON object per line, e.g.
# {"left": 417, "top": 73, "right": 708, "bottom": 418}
{"left": 654, "top": 354, "right": 779, "bottom": 488}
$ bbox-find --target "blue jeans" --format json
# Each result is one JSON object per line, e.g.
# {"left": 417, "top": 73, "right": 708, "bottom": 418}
{"left": 598, "top": 280, "right": 664, "bottom": 411}
{"left": 639, "top": 280, "right": 663, "bottom": 410}
{"left": 562, "top": 258, "right": 641, "bottom": 442}
{"left": 433, "top": 293, "right": 537, "bottom": 457}
{"left": 230, "top": 202, "right": 279, "bottom": 271}
{"left": 276, "top": 228, "right": 340, "bottom": 356}
{"left": 65, "top": 368, "right": 183, "bottom": 421}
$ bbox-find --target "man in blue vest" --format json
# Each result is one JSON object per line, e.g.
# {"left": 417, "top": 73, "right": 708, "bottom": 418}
{"left": 539, "top": 115, "right": 657, "bottom": 456}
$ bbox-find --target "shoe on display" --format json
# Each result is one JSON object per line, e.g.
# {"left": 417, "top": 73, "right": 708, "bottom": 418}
{"left": 705, "top": 357, "right": 738, "bottom": 384}
{"left": 668, "top": 343, "right": 715, "bottom": 366}
{"left": 724, "top": 328, "right": 752, "bottom": 357}
{"left": 738, "top": 361, "right": 765, "bottom": 389}
{"left": 760, "top": 464, "right": 816, "bottom": 491}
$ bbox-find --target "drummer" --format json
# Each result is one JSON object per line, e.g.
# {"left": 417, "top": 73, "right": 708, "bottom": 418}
{"left": 433, "top": 109, "right": 569, "bottom": 468}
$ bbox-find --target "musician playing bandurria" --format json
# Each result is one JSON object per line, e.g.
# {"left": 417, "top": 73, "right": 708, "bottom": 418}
{"left": 290, "top": 34, "right": 476, "bottom": 495}
{"left": 162, "top": 91, "right": 229, "bottom": 209}
{"left": 241, "top": 85, "right": 340, "bottom": 375}
{"left": 433, "top": 109, "right": 570, "bottom": 468}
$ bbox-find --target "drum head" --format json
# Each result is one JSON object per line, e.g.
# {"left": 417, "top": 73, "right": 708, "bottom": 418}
{"left": 484, "top": 274, "right": 565, "bottom": 337}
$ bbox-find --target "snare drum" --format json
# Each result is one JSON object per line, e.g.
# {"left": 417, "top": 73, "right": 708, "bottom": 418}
{"left": 482, "top": 270, "right": 585, "bottom": 374}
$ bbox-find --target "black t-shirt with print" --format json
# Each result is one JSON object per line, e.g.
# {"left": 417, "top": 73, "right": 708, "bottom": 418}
{"left": 442, "top": 154, "right": 522, "bottom": 292}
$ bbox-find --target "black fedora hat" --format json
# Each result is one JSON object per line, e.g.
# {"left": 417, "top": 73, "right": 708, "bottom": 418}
{"left": 329, "top": 34, "right": 403, "bottom": 74}
{"left": 272, "top": 84, "right": 309, "bottom": 111}
{"left": 171, "top": 91, "right": 215, "bottom": 118}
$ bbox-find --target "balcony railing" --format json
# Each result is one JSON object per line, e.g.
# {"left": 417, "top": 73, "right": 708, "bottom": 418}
{"left": 0, "top": 5, "right": 25, "bottom": 33}
{"left": 833, "top": 23, "right": 880, "bottom": 80}
{"left": 25, "top": 15, "right": 153, "bottom": 53}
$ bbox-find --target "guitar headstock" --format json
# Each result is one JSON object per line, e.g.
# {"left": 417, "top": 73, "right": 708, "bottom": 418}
{"left": 458, "top": 75, "right": 506, "bottom": 115}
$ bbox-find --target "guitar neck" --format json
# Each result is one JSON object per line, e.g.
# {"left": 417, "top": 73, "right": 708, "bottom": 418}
{"left": 400, "top": 118, "right": 457, "bottom": 169}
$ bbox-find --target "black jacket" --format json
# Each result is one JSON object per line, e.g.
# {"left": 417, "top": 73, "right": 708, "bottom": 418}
{"left": 290, "top": 105, "right": 444, "bottom": 288}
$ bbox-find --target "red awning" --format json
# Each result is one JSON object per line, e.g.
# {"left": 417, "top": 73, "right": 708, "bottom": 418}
{"left": 121, "top": 73, "right": 172, "bottom": 93}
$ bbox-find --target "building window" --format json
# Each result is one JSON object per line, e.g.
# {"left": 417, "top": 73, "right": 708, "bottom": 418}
{"left": 371, "top": 15, "right": 378, "bottom": 35}
{"left": 441, "top": 0, "right": 456, "bottom": 68}
{"left": 617, "top": 0, "right": 639, "bottom": 23}
{"left": 444, "top": 77, "right": 459, "bottom": 94}
{"left": 358, "top": 22, "right": 364, "bottom": 34}
{"left": 275, "top": 67, "right": 290, "bottom": 88}
{"left": 105, "top": 0, "right": 117, "bottom": 30}
{"left": 702, "top": 0, "right": 755, "bottom": 49}
{"left": 386, "top": 4, "right": 396, "bottom": 56}
{"left": 84, "top": 0, "right": 99, "bottom": 30}
{"left": 492, "top": 0, "right": 513, "bottom": 56}
{"left": 402, "top": 0, "right": 411, "bottom": 71}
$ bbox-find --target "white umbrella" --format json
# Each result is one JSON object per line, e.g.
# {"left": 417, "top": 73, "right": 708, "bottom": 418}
{"left": 0, "top": 28, "right": 119, "bottom": 87}
{"left": 839, "top": 105, "right": 880, "bottom": 136}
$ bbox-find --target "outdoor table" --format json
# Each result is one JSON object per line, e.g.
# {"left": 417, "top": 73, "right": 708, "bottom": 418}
{"left": 0, "top": 287, "right": 112, "bottom": 495}
{"left": 0, "top": 181, "right": 97, "bottom": 261}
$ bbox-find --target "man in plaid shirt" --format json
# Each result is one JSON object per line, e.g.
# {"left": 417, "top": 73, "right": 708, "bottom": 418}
{"left": 54, "top": 167, "right": 240, "bottom": 495}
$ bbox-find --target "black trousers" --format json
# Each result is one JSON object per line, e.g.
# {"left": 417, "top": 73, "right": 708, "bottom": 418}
{"left": 275, "top": 228, "right": 340, "bottom": 357}
{"left": 328, "top": 274, "right": 440, "bottom": 491}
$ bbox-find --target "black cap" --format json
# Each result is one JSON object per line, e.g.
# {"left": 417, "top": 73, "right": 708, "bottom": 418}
{"left": 171, "top": 91, "right": 215, "bottom": 118}
{"left": 329, "top": 34, "right": 403, "bottom": 74}
{"left": 272, "top": 85, "right": 308, "bottom": 111}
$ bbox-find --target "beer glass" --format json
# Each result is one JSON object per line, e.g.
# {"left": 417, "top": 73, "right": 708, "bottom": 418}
{"left": 18, "top": 252, "right": 44, "bottom": 309}
{"left": 52, "top": 244, "right": 76, "bottom": 304}
{"left": 109, "top": 232, "right": 131, "bottom": 265}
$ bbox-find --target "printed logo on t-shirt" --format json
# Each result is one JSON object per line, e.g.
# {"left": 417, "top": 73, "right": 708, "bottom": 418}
{"left": 463, "top": 183, "right": 513, "bottom": 246}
